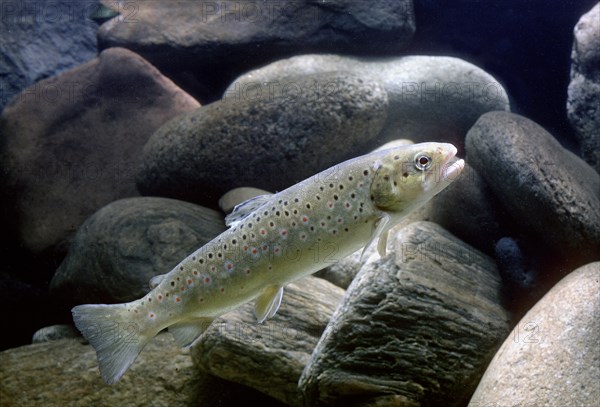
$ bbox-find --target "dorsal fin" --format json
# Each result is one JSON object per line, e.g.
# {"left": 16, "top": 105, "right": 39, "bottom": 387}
{"left": 224, "top": 194, "right": 273, "bottom": 227}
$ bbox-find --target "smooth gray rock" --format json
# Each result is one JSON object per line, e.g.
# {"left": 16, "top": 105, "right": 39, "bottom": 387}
{"left": 466, "top": 111, "right": 600, "bottom": 266}
{"left": 137, "top": 72, "right": 389, "bottom": 207}
{"left": 567, "top": 3, "right": 600, "bottom": 173}
{"left": 32, "top": 324, "right": 78, "bottom": 344}
{"left": 299, "top": 221, "right": 511, "bottom": 407}
{"left": 192, "top": 276, "right": 345, "bottom": 407}
{"left": 97, "top": 0, "right": 415, "bottom": 100}
{"left": 50, "top": 197, "right": 225, "bottom": 305}
{"left": 0, "top": 47, "right": 200, "bottom": 256}
{"left": 225, "top": 54, "right": 510, "bottom": 151}
{"left": 0, "top": 333, "right": 285, "bottom": 406}
{"left": 470, "top": 262, "right": 600, "bottom": 406}
{"left": 0, "top": 0, "right": 97, "bottom": 113}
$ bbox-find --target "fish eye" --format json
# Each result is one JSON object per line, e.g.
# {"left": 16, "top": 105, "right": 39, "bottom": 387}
{"left": 414, "top": 153, "right": 432, "bottom": 171}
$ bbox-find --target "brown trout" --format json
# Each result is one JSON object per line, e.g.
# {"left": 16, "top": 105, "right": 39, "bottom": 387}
{"left": 72, "top": 142, "right": 464, "bottom": 384}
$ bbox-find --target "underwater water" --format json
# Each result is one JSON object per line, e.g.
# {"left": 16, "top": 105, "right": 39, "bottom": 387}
{"left": 0, "top": 0, "right": 598, "bottom": 406}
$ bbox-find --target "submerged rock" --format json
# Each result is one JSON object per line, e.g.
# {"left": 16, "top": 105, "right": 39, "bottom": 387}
{"left": 0, "top": 0, "right": 97, "bottom": 113}
{"left": 137, "top": 72, "right": 388, "bottom": 206}
{"left": 50, "top": 197, "right": 225, "bottom": 305}
{"left": 97, "top": 0, "right": 415, "bottom": 100}
{"left": 567, "top": 3, "right": 600, "bottom": 173}
{"left": 0, "top": 334, "right": 285, "bottom": 406}
{"left": 466, "top": 111, "right": 600, "bottom": 268}
{"left": 226, "top": 54, "right": 510, "bottom": 151}
{"left": 299, "top": 221, "right": 511, "bottom": 407}
{"left": 192, "top": 276, "right": 344, "bottom": 406}
{"left": 0, "top": 47, "right": 200, "bottom": 257}
{"left": 32, "top": 324, "right": 78, "bottom": 344}
{"left": 470, "top": 262, "right": 600, "bottom": 406}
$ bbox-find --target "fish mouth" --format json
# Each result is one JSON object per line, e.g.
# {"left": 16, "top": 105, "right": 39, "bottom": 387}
{"left": 439, "top": 146, "right": 464, "bottom": 184}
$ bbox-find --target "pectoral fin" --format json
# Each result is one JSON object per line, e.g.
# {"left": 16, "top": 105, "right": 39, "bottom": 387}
{"left": 169, "top": 317, "right": 214, "bottom": 348}
{"left": 224, "top": 194, "right": 273, "bottom": 227}
{"left": 254, "top": 285, "right": 283, "bottom": 323}
{"left": 149, "top": 273, "right": 166, "bottom": 289}
{"left": 361, "top": 214, "right": 391, "bottom": 261}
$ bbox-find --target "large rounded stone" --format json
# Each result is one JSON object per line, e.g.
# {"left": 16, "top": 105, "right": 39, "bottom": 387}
{"left": 0, "top": 47, "right": 200, "bottom": 257}
{"left": 225, "top": 54, "right": 510, "bottom": 152}
{"left": 0, "top": 334, "right": 285, "bottom": 406}
{"left": 0, "top": 0, "right": 97, "bottom": 113}
{"left": 136, "top": 72, "right": 389, "bottom": 206}
{"left": 470, "top": 262, "right": 600, "bottom": 406}
{"left": 192, "top": 276, "right": 344, "bottom": 406}
{"left": 50, "top": 197, "right": 225, "bottom": 305}
{"left": 466, "top": 111, "right": 600, "bottom": 267}
{"left": 299, "top": 221, "right": 511, "bottom": 407}
{"left": 97, "top": 0, "right": 415, "bottom": 101}
{"left": 567, "top": 3, "right": 600, "bottom": 172}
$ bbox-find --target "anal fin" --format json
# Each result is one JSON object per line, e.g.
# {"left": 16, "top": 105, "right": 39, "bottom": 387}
{"left": 169, "top": 317, "right": 214, "bottom": 348}
{"left": 254, "top": 285, "right": 283, "bottom": 323}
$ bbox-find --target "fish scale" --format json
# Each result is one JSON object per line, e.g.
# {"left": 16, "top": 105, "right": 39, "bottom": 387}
{"left": 72, "top": 142, "right": 464, "bottom": 384}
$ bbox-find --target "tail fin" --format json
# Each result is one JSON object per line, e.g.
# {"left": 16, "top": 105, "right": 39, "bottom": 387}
{"left": 72, "top": 303, "right": 151, "bottom": 384}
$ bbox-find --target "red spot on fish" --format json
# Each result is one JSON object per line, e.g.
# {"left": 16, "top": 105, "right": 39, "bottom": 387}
{"left": 187, "top": 279, "right": 193, "bottom": 285}
{"left": 158, "top": 295, "right": 163, "bottom": 300}
{"left": 175, "top": 297, "right": 181, "bottom": 303}
{"left": 205, "top": 276, "right": 211, "bottom": 284}
{"left": 149, "top": 313, "right": 155, "bottom": 318}
{"left": 260, "top": 228, "right": 267, "bottom": 235}
{"left": 220, "top": 287, "right": 225, "bottom": 293}
{"left": 281, "top": 229, "right": 287, "bottom": 237}
{"left": 302, "top": 216, "right": 309, "bottom": 223}
{"left": 193, "top": 270, "right": 198, "bottom": 276}
{"left": 180, "top": 287, "right": 185, "bottom": 292}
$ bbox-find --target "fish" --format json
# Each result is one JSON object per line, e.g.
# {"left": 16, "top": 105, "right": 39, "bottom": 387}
{"left": 72, "top": 142, "right": 464, "bottom": 384}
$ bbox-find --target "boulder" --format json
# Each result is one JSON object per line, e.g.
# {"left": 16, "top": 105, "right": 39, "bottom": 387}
{"left": 50, "top": 197, "right": 225, "bottom": 305}
{"left": 0, "top": 0, "right": 97, "bottom": 113}
{"left": 192, "top": 276, "right": 345, "bottom": 406}
{"left": 136, "top": 72, "right": 388, "bottom": 207}
{"left": 470, "top": 262, "right": 600, "bottom": 406}
{"left": 0, "top": 47, "right": 200, "bottom": 257}
{"left": 567, "top": 3, "right": 600, "bottom": 173}
{"left": 299, "top": 221, "right": 511, "bottom": 406}
{"left": 465, "top": 111, "right": 600, "bottom": 268}
{"left": 0, "top": 333, "right": 286, "bottom": 406}
{"left": 97, "top": 0, "right": 415, "bottom": 100}
{"left": 225, "top": 54, "right": 510, "bottom": 151}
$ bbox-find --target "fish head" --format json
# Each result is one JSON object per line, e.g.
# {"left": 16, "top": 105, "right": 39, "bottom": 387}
{"left": 369, "top": 142, "right": 464, "bottom": 213}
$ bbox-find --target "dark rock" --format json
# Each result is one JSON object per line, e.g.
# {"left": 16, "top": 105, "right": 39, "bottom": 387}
{"left": 494, "top": 237, "right": 537, "bottom": 291}
{"left": 0, "top": 0, "right": 98, "bottom": 113}
{"left": 299, "top": 221, "right": 511, "bottom": 407}
{"left": 470, "top": 262, "right": 600, "bottom": 406}
{"left": 50, "top": 197, "right": 225, "bottom": 305}
{"left": 136, "top": 72, "right": 388, "bottom": 207}
{"left": 32, "top": 324, "right": 78, "bottom": 343}
{"left": 226, "top": 54, "right": 510, "bottom": 153}
{"left": 0, "top": 333, "right": 285, "bottom": 406}
{"left": 97, "top": 0, "right": 415, "bottom": 101}
{"left": 0, "top": 47, "right": 200, "bottom": 257}
{"left": 567, "top": 3, "right": 600, "bottom": 172}
{"left": 427, "top": 161, "right": 504, "bottom": 256}
{"left": 192, "top": 276, "right": 344, "bottom": 407}
{"left": 465, "top": 111, "right": 600, "bottom": 268}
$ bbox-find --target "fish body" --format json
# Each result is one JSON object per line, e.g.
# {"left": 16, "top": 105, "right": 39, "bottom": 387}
{"left": 72, "top": 142, "right": 464, "bottom": 384}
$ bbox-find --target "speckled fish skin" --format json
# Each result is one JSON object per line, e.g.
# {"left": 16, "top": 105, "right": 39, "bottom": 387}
{"left": 72, "top": 142, "right": 464, "bottom": 384}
